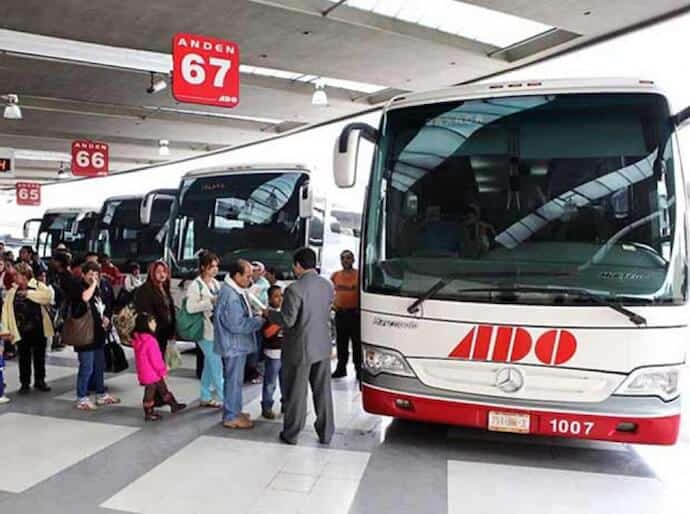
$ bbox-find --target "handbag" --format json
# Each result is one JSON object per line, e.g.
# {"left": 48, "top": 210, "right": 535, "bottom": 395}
{"left": 104, "top": 331, "right": 129, "bottom": 373}
{"left": 62, "top": 307, "right": 95, "bottom": 348}
{"left": 165, "top": 340, "right": 183, "bottom": 370}
{"left": 176, "top": 280, "right": 205, "bottom": 342}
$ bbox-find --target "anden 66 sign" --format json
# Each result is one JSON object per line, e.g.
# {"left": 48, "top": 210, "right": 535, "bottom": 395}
{"left": 172, "top": 33, "right": 240, "bottom": 108}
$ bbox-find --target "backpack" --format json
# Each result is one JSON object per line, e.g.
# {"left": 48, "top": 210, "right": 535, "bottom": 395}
{"left": 175, "top": 280, "right": 205, "bottom": 342}
{"left": 113, "top": 304, "right": 137, "bottom": 347}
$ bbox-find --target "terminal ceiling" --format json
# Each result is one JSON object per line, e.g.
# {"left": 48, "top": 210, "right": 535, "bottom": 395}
{"left": 1, "top": 0, "right": 689, "bottom": 187}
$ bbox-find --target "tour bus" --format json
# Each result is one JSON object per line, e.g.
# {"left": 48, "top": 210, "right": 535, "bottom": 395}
{"left": 92, "top": 189, "right": 176, "bottom": 269}
{"left": 333, "top": 78, "right": 690, "bottom": 445}
{"left": 23, "top": 208, "right": 98, "bottom": 260}
{"left": 165, "top": 164, "right": 322, "bottom": 301}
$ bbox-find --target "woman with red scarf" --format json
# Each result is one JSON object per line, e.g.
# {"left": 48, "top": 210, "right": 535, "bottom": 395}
{"left": 134, "top": 261, "right": 176, "bottom": 357}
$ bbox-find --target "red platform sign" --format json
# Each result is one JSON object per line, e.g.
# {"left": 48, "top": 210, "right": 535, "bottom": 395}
{"left": 172, "top": 33, "right": 240, "bottom": 108}
{"left": 71, "top": 140, "right": 109, "bottom": 177}
{"left": 16, "top": 182, "right": 41, "bottom": 206}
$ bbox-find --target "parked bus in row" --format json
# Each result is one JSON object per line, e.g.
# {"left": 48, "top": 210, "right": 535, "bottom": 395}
{"left": 334, "top": 78, "right": 689, "bottom": 445}
{"left": 92, "top": 189, "right": 176, "bottom": 269}
{"left": 23, "top": 208, "right": 98, "bottom": 261}
{"left": 165, "top": 164, "right": 323, "bottom": 300}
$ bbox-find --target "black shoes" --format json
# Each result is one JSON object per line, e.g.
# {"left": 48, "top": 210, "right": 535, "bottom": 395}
{"left": 18, "top": 385, "right": 31, "bottom": 395}
{"left": 279, "top": 432, "right": 296, "bottom": 445}
{"left": 331, "top": 369, "right": 346, "bottom": 379}
{"left": 34, "top": 383, "right": 52, "bottom": 392}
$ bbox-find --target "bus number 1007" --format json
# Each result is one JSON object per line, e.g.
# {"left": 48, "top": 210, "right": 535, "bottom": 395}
{"left": 548, "top": 419, "right": 595, "bottom": 436}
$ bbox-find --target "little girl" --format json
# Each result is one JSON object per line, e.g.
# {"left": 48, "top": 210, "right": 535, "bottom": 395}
{"left": 132, "top": 313, "right": 186, "bottom": 421}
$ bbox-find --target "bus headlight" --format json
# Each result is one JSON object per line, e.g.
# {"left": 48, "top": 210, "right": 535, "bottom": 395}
{"left": 363, "top": 344, "right": 415, "bottom": 377}
{"left": 615, "top": 365, "right": 681, "bottom": 401}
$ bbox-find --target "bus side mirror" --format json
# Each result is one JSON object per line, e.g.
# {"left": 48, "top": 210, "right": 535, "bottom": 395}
{"left": 299, "top": 184, "right": 313, "bottom": 218}
{"left": 673, "top": 106, "right": 690, "bottom": 129}
{"left": 333, "top": 122, "right": 378, "bottom": 188}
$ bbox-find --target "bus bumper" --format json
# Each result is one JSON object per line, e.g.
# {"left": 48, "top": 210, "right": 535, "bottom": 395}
{"left": 361, "top": 379, "right": 681, "bottom": 445}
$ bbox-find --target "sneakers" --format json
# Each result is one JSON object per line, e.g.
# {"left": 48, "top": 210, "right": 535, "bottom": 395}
{"left": 76, "top": 398, "right": 98, "bottom": 411}
{"left": 261, "top": 409, "right": 276, "bottom": 420}
{"left": 223, "top": 416, "right": 254, "bottom": 429}
{"left": 96, "top": 393, "right": 121, "bottom": 406}
{"left": 0, "top": 396, "right": 10, "bottom": 405}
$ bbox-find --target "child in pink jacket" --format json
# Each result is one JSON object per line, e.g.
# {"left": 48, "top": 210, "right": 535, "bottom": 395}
{"left": 132, "top": 313, "right": 186, "bottom": 421}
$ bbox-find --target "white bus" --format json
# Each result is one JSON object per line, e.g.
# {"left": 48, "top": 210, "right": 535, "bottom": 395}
{"left": 334, "top": 78, "right": 690, "bottom": 445}
{"left": 165, "top": 164, "right": 321, "bottom": 292}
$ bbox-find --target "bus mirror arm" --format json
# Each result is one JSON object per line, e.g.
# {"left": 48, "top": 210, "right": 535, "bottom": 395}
{"left": 673, "top": 106, "right": 690, "bottom": 129}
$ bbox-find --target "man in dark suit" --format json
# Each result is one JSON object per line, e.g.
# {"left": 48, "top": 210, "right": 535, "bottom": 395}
{"left": 265, "top": 248, "right": 335, "bottom": 445}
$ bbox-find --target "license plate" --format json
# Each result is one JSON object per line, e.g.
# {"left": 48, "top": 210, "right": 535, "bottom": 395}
{"left": 488, "top": 411, "right": 531, "bottom": 434}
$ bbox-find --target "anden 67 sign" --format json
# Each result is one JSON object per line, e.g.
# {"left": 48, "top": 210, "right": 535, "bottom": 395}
{"left": 172, "top": 33, "right": 240, "bottom": 108}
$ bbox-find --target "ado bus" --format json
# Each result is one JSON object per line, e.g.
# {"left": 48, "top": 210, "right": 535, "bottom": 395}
{"left": 334, "top": 78, "right": 690, "bottom": 445}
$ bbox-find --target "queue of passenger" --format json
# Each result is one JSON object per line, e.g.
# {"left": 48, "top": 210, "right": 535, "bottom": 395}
{"left": 0, "top": 241, "right": 361, "bottom": 446}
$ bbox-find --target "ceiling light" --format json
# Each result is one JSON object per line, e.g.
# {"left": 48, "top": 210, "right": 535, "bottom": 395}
{"left": 312, "top": 83, "right": 328, "bottom": 107}
{"left": 2, "top": 94, "right": 22, "bottom": 120}
{"left": 158, "top": 139, "right": 170, "bottom": 156}
{"left": 57, "top": 161, "right": 69, "bottom": 179}
{"left": 147, "top": 72, "right": 167, "bottom": 94}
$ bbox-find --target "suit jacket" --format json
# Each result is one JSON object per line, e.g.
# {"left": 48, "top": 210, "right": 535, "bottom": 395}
{"left": 213, "top": 281, "right": 264, "bottom": 358}
{"left": 267, "top": 270, "right": 334, "bottom": 366}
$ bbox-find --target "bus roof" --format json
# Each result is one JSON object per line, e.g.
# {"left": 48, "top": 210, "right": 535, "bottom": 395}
{"left": 182, "top": 163, "right": 310, "bottom": 180}
{"left": 43, "top": 207, "right": 97, "bottom": 215}
{"left": 385, "top": 78, "right": 667, "bottom": 112}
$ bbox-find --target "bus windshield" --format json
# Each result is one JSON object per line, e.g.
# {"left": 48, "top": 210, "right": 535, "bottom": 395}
{"left": 365, "top": 93, "right": 685, "bottom": 305}
{"left": 97, "top": 198, "right": 172, "bottom": 267}
{"left": 169, "top": 171, "right": 309, "bottom": 277}
{"left": 37, "top": 211, "right": 91, "bottom": 258}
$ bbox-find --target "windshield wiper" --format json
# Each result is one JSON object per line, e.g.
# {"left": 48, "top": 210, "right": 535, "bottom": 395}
{"left": 406, "top": 270, "right": 574, "bottom": 315}
{"left": 453, "top": 286, "right": 647, "bottom": 326}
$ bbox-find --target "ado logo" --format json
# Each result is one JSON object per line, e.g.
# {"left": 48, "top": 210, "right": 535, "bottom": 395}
{"left": 449, "top": 325, "right": 577, "bottom": 365}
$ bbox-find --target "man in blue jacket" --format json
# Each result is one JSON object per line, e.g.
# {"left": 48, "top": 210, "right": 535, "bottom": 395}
{"left": 214, "top": 259, "right": 265, "bottom": 429}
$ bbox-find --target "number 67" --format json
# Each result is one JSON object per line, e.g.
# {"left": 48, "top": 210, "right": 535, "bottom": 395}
{"left": 181, "top": 53, "right": 231, "bottom": 87}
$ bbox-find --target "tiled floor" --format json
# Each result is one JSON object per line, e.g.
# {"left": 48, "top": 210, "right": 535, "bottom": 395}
{"left": 0, "top": 355, "right": 688, "bottom": 514}
{"left": 102, "top": 438, "right": 369, "bottom": 514}
{"left": 0, "top": 412, "right": 138, "bottom": 493}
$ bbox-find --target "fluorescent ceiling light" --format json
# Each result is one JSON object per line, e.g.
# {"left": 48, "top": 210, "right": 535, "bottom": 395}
{"left": 241, "top": 64, "right": 385, "bottom": 94}
{"left": 329, "top": 0, "right": 553, "bottom": 48}
{"left": 148, "top": 106, "right": 283, "bottom": 124}
{"left": 14, "top": 149, "right": 71, "bottom": 162}
{"left": 0, "top": 29, "right": 386, "bottom": 94}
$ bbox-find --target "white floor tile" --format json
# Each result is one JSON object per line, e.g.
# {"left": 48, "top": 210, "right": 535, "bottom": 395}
{"left": 102, "top": 436, "right": 369, "bottom": 514}
{"left": 55, "top": 372, "right": 200, "bottom": 407}
{"left": 2, "top": 361, "right": 76, "bottom": 393}
{"left": 270, "top": 472, "right": 317, "bottom": 493}
{"left": 447, "top": 460, "right": 668, "bottom": 514}
{"left": 0, "top": 413, "right": 137, "bottom": 493}
{"left": 243, "top": 379, "right": 381, "bottom": 435}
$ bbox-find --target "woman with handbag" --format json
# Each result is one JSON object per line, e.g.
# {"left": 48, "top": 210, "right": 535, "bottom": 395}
{"left": 134, "top": 260, "right": 176, "bottom": 357}
{"left": 185, "top": 251, "right": 223, "bottom": 408}
{"left": 69, "top": 261, "right": 120, "bottom": 411}
{"left": 0, "top": 263, "right": 54, "bottom": 393}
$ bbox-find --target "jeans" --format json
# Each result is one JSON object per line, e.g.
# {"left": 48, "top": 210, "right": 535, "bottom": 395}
{"left": 222, "top": 353, "right": 247, "bottom": 422}
{"left": 77, "top": 348, "right": 105, "bottom": 399}
{"left": 261, "top": 357, "right": 282, "bottom": 411}
{"left": 199, "top": 339, "right": 224, "bottom": 402}
{"left": 0, "top": 357, "right": 5, "bottom": 397}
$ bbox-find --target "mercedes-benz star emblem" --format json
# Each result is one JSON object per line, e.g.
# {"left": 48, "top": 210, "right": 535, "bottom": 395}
{"left": 495, "top": 367, "right": 525, "bottom": 393}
